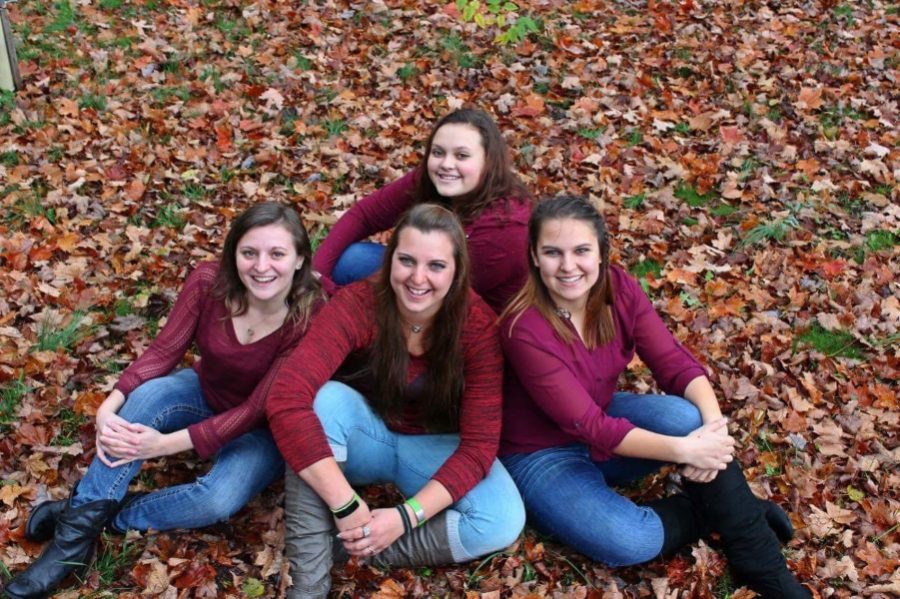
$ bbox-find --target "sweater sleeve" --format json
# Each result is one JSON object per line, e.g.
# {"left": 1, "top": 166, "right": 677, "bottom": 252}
{"left": 501, "top": 316, "right": 635, "bottom": 460}
{"left": 266, "top": 285, "right": 372, "bottom": 474}
{"left": 617, "top": 271, "right": 708, "bottom": 396}
{"left": 114, "top": 262, "right": 214, "bottom": 396}
{"left": 431, "top": 300, "right": 504, "bottom": 501}
{"left": 187, "top": 315, "right": 313, "bottom": 459}
{"left": 312, "top": 170, "right": 418, "bottom": 292}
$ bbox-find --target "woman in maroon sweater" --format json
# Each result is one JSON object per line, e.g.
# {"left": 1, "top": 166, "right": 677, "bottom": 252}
{"left": 313, "top": 107, "right": 532, "bottom": 313}
{"left": 498, "top": 196, "right": 808, "bottom": 598}
{"left": 267, "top": 204, "right": 525, "bottom": 599}
{"left": 6, "top": 203, "right": 324, "bottom": 599}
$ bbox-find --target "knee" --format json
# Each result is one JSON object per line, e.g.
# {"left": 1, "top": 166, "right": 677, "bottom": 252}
{"left": 313, "top": 382, "right": 367, "bottom": 435}
{"left": 118, "top": 380, "right": 170, "bottom": 424}
{"left": 493, "top": 498, "right": 526, "bottom": 550}
{"left": 190, "top": 481, "right": 247, "bottom": 523}
{"left": 665, "top": 396, "right": 703, "bottom": 436}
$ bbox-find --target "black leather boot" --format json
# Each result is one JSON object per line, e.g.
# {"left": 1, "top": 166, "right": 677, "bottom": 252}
{"left": 762, "top": 499, "right": 794, "bottom": 544}
{"left": 5, "top": 498, "right": 121, "bottom": 599}
{"left": 24, "top": 499, "right": 67, "bottom": 543}
{"left": 25, "top": 491, "right": 147, "bottom": 542}
{"left": 647, "top": 494, "right": 702, "bottom": 556}
{"left": 685, "top": 462, "right": 810, "bottom": 598}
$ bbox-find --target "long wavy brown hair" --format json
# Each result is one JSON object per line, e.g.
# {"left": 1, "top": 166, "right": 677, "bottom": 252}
{"left": 214, "top": 202, "right": 324, "bottom": 328}
{"left": 501, "top": 195, "right": 615, "bottom": 350}
{"left": 414, "top": 107, "right": 531, "bottom": 223}
{"left": 371, "top": 204, "right": 471, "bottom": 432}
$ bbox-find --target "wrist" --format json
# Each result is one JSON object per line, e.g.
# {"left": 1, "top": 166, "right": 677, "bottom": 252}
{"left": 330, "top": 492, "right": 361, "bottom": 519}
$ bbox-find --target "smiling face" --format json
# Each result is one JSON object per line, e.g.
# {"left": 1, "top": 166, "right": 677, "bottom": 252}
{"left": 533, "top": 217, "right": 602, "bottom": 314}
{"left": 426, "top": 123, "right": 486, "bottom": 198}
{"left": 235, "top": 223, "right": 304, "bottom": 307}
{"left": 390, "top": 227, "right": 457, "bottom": 324}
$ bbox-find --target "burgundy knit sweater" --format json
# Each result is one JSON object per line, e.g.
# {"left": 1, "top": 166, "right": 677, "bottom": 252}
{"left": 114, "top": 261, "right": 311, "bottom": 458}
{"left": 266, "top": 281, "right": 503, "bottom": 501}
{"left": 312, "top": 169, "right": 531, "bottom": 313}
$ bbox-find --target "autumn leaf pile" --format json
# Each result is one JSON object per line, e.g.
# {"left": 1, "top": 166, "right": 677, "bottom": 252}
{"left": 0, "top": 0, "right": 897, "bottom": 596}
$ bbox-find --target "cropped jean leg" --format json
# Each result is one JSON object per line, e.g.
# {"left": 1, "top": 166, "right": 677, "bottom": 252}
{"left": 313, "top": 381, "right": 525, "bottom": 562}
{"left": 501, "top": 393, "right": 701, "bottom": 567}
{"left": 72, "top": 369, "right": 284, "bottom": 531}
{"left": 331, "top": 242, "right": 385, "bottom": 285}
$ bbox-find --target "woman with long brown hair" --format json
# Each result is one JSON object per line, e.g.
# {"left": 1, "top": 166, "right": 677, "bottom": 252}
{"left": 498, "top": 196, "right": 809, "bottom": 598}
{"left": 267, "top": 204, "right": 525, "bottom": 599}
{"left": 6, "top": 203, "right": 324, "bottom": 599}
{"left": 313, "top": 107, "right": 531, "bottom": 313}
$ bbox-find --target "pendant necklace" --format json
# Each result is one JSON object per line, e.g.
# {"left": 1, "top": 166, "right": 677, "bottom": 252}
{"left": 410, "top": 323, "right": 423, "bottom": 334}
{"left": 554, "top": 306, "right": 572, "bottom": 320}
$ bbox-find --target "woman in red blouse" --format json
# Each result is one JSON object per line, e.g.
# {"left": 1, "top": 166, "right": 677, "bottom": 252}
{"left": 267, "top": 204, "right": 525, "bottom": 599}
{"left": 6, "top": 203, "right": 324, "bottom": 599}
{"left": 499, "top": 196, "right": 808, "bottom": 598}
{"left": 313, "top": 107, "right": 532, "bottom": 313}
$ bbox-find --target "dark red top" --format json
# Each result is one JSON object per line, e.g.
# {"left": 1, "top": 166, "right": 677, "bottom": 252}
{"left": 312, "top": 169, "right": 531, "bottom": 313}
{"left": 266, "top": 281, "right": 503, "bottom": 502}
{"left": 500, "top": 266, "right": 708, "bottom": 461}
{"left": 114, "top": 261, "right": 311, "bottom": 459}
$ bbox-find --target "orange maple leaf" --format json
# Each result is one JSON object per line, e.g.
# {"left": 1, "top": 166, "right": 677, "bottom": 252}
{"left": 796, "top": 87, "right": 824, "bottom": 110}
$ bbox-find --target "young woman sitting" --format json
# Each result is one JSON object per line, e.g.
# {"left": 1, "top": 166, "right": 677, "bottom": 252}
{"left": 6, "top": 203, "right": 324, "bottom": 599}
{"left": 497, "top": 195, "right": 809, "bottom": 598}
{"left": 313, "top": 107, "right": 532, "bottom": 313}
{"left": 267, "top": 204, "right": 525, "bottom": 599}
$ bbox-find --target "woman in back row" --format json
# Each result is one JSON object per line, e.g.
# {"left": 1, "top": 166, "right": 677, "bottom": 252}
{"left": 498, "top": 195, "right": 810, "bottom": 599}
{"left": 313, "top": 107, "right": 532, "bottom": 313}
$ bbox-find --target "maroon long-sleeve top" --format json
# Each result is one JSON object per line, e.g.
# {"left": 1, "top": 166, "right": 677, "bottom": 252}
{"left": 114, "top": 261, "right": 311, "bottom": 459}
{"left": 266, "top": 281, "right": 503, "bottom": 502}
{"left": 500, "top": 266, "right": 708, "bottom": 462}
{"left": 312, "top": 169, "right": 531, "bottom": 313}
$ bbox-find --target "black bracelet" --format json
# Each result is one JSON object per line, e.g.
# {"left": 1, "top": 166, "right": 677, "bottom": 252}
{"left": 332, "top": 494, "right": 360, "bottom": 520}
{"left": 395, "top": 504, "right": 411, "bottom": 535}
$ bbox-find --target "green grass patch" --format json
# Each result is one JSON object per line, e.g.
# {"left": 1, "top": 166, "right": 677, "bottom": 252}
{"left": 710, "top": 203, "right": 739, "bottom": 217}
{"left": 623, "top": 193, "right": 645, "bottom": 209}
{"left": 795, "top": 323, "right": 866, "bottom": 360}
{"left": 3, "top": 195, "right": 56, "bottom": 230}
{"left": 624, "top": 128, "right": 642, "bottom": 146}
{"left": 577, "top": 126, "right": 606, "bottom": 140}
{"left": 0, "top": 151, "right": 19, "bottom": 167}
{"left": 630, "top": 258, "right": 662, "bottom": 295}
{"left": 440, "top": 33, "right": 479, "bottom": 68}
{"left": 94, "top": 535, "right": 140, "bottom": 588}
{"left": 151, "top": 203, "right": 185, "bottom": 229}
{"left": 34, "top": 311, "right": 87, "bottom": 352}
{"left": 397, "top": 63, "right": 418, "bottom": 81}
{"left": 865, "top": 229, "right": 898, "bottom": 252}
{"left": 323, "top": 119, "right": 347, "bottom": 138}
{"left": 674, "top": 182, "right": 715, "bottom": 207}
{"left": 739, "top": 215, "right": 799, "bottom": 247}
{"left": 44, "top": 0, "right": 76, "bottom": 33}
{"left": 0, "top": 374, "right": 30, "bottom": 431}
{"left": 293, "top": 53, "right": 313, "bottom": 71}
{"left": 79, "top": 93, "right": 107, "bottom": 111}
{"left": 52, "top": 407, "right": 88, "bottom": 446}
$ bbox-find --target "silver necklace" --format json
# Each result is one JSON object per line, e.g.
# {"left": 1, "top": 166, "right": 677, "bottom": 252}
{"left": 410, "top": 323, "right": 423, "bottom": 334}
{"left": 554, "top": 306, "right": 572, "bottom": 320}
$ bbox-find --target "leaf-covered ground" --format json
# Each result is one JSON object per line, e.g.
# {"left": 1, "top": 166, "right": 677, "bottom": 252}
{"left": 1, "top": 0, "right": 897, "bottom": 596}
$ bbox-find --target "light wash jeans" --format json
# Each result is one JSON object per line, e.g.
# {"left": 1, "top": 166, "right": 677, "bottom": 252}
{"left": 331, "top": 242, "right": 385, "bottom": 285}
{"left": 313, "top": 381, "right": 525, "bottom": 561}
{"left": 500, "top": 392, "right": 702, "bottom": 567}
{"left": 72, "top": 369, "right": 284, "bottom": 532}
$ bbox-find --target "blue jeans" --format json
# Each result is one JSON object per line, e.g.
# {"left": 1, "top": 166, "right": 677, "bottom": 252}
{"left": 72, "top": 369, "right": 284, "bottom": 532}
{"left": 331, "top": 242, "right": 385, "bottom": 285}
{"left": 500, "top": 392, "right": 702, "bottom": 567}
{"left": 314, "top": 381, "right": 525, "bottom": 561}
